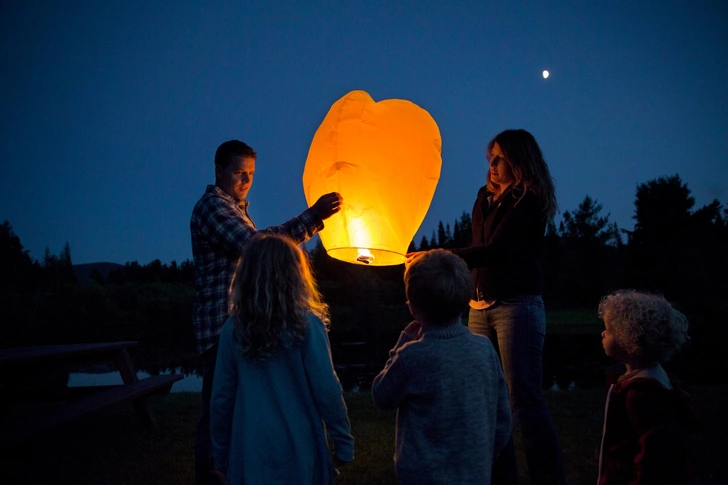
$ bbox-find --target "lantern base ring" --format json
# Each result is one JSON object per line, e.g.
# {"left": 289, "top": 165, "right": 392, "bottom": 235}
{"left": 325, "top": 247, "right": 406, "bottom": 266}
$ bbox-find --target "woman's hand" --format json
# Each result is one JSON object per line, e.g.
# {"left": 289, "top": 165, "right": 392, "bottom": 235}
{"left": 405, "top": 251, "right": 425, "bottom": 267}
{"left": 403, "top": 320, "right": 422, "bottom": 339}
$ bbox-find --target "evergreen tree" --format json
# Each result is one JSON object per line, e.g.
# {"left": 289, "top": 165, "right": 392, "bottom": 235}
{"left": 454, "top": 212, "right": 472, "bottom": 248}
{"left": 554, "top": 195, "right": 625, "bottom": 304}
{"left": 561, "top": 195, "right": 620, "bottom": 245}
{"left": 1, "top": 221, "right": 38, "bottom": 289}
{"left": 59, "top": 242, "right": 76, "bottom": 284}
{"left": 418, "top": 235, "right": 430, "bottom": 251}
{"left": 0, "top": 222, "right": 41, "bottom": 345}
{"left": 437, "top": 222, "right": 447, "bottom": 248}
{"left": 546, "top": 221, "right": 559, "bottom": 238}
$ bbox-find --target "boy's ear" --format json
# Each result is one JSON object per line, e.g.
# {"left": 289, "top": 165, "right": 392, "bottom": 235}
{"left": 408, "top": 302, "right": 422, "bottom": 320}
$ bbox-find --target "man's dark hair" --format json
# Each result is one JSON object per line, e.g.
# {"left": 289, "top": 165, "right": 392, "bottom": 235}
{"left": 214, "top": 140, "right": 257, "bottom": 168}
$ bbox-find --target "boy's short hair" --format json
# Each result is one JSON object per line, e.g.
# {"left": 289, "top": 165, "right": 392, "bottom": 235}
{"left": 404, "top": 250, "right": 473, "bottom": 325}
{"left": 598, "top": 290, "right": 689, "bottom": 363}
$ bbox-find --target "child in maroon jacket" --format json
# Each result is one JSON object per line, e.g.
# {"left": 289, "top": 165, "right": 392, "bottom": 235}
{"left": 597, "top": 290, "right": 699, "bottom": 485}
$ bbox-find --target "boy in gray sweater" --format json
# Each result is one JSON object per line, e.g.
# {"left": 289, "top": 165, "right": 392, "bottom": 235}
{"left": 372, "top": 249, "right": 513, "bottom": 485}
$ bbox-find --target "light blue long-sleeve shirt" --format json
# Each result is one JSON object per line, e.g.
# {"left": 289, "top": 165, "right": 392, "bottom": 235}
{"left": 211, "top": 314, "right": 354, "bottom": 484}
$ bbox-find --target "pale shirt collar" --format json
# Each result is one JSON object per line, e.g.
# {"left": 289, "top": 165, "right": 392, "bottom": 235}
{"left": 623, "top": 362, "right": 673, "bottom": 390}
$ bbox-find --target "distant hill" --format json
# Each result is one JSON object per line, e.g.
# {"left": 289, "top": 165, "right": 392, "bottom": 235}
{"left": 73, "top": 262, "right": 124, "bottom": 285}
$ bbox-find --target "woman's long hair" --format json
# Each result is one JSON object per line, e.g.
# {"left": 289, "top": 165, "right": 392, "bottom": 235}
{"left": 486, "top": 129, "right": 558, "bottom": 221}
{"left": 229, "top": 233, "right": 329, "bottom": 359}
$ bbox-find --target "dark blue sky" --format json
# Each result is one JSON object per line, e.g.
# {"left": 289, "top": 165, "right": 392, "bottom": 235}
{"left": 2, "top": 1, "right": 726, "bottom": 265}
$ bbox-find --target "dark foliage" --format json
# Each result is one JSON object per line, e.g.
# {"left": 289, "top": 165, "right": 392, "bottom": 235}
{"left": 0, "top": 223, "right": 197, "bottom": 364}
{"left": 546, "top": 195, "right": 626, "bottom": 305}
{"left": 1, "top": 174, "right": 725, "bottom": 374}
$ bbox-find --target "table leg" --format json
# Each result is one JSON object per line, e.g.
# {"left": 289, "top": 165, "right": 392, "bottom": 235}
{"left": 115, "top": 349, "right": 158, "bottom": 430}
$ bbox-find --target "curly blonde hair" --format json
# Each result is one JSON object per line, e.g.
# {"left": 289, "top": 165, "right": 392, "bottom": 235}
{"left": 598, "top": 290, "right": 689, "bottom": 364}
{"left": 230, "top": 233, "right": 329, "bottom": 359}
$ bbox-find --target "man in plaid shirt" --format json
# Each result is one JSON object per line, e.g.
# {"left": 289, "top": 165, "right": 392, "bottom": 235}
{"left": 190, "top": 140, "right": 342, "bottom": 484}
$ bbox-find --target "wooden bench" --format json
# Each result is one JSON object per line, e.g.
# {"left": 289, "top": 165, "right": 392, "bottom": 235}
{"left": 0, "top": 342, "right": 183, "bottom": 445}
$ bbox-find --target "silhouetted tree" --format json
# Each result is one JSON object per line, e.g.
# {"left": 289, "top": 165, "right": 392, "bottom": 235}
{"left": 1, "top": 221, "right": 39, "bottom": 291}
{"left": 1, "top": 222, "right": 43, "bottom": 345}
{"left": 629, "top": 175, "right": 693, "bottom": 297}
{"left": 628, "top": 174, "right": 727, "bottom": 322}
{"left": 418, "top": 235, "right": 430, "bottom": 251}
{"left": 547, "top": 196, "right": 626, "bottom": 305}
{"left": 561, "top": 196, "right": 620, "bottom": 246}
{"left": 437, "top": 222, "right": 448, "bottom": 248}
{"left": 546, "top": 221, "right": 559, "bottom": 238}
{"left": 179, "top": 259, "right": 195, "bottom": 281}
{"left": 41, "top": 242, "right": 76, "bottom": 290}
{"left": 452, "top": 212, "right": 472, "bottom": 248}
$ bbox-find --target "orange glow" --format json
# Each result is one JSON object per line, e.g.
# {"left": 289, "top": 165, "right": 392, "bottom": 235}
{"left": 303, "top": 90, "right": 441, "bottom": 265}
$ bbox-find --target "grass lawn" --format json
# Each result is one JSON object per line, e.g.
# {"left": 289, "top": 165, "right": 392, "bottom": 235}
{"left": 545, "top": 308, "right": 603, "bottom": 336}
{"left": 1, "top": 384, "right": 725, "bottom": 484}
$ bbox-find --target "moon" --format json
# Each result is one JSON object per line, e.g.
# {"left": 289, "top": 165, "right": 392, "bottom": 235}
{"left": 542, "top": 70, "right": 550, "bottom": 79}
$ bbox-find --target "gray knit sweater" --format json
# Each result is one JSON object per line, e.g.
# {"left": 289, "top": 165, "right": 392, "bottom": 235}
{"left": 372, "top": 320, "right": 512, "bottom": 485}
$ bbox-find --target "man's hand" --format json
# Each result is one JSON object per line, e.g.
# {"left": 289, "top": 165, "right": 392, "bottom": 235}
{"left": 312, "top": 192, "right": 343, "bottom": 221}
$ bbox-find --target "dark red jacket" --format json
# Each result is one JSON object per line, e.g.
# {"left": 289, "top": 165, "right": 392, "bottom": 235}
{"left": 598, "top": 376, "right": 700, "bottom": 485}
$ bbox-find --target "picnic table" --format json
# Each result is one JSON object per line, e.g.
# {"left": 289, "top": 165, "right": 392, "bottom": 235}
{"left": 0, "top": 341, "right": 183, "bottom": 445}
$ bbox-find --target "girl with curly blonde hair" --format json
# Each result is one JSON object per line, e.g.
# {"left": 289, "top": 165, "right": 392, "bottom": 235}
{"left": 210, "top": 233, "right": 353, "bottom": 484}
{"left": 597, "top": 290, "right": 699, "bottom": 485}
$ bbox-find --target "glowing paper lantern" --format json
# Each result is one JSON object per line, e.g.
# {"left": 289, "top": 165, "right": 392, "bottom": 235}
{"left": 303, "top": 90, "right": 442, "bottom": 265}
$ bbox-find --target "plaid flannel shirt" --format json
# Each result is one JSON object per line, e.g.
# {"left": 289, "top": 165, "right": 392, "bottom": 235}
{"left": 190, "top": 185, "right": 323, "bottom": 355}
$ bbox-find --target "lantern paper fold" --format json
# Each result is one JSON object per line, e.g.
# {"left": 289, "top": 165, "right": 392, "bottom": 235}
{"left": 303, "top": 90, "right": 442, "bottom": 265}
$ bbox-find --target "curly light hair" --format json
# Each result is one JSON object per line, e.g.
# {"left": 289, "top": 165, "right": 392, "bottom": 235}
{"left": 230, "top": 233, "right": 329, "bottom": 359}
{"left": 598, "top": 290, "right": 689, "bottom": 364}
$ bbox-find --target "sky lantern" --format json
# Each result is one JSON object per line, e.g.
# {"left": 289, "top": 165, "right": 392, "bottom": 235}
{"left": 303, "top": 90, "right": 442, "bottom": 265}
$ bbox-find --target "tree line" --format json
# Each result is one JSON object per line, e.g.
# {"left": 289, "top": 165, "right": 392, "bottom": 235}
{"left": 1, "top": 174, "right": 726, "bottom": 361}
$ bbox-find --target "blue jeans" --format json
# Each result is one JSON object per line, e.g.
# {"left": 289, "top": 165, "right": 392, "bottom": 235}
{"left": 195, "top": 344, "right": 218, "bottom": 485}
{"left": 469, "top": 295, "right": 565, "bottom": 485}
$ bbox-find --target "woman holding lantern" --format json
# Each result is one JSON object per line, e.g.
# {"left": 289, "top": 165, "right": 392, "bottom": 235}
{"left": 449, "top": 129, "right": 564, "bottom": 485}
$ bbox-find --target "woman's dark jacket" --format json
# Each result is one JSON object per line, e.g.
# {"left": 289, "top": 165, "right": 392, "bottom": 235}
{"left": 451, "top": 186, "right": 545, "bottom": 301}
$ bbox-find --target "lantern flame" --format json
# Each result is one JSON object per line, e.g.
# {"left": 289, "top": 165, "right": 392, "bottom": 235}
{"left": 356, "top": 248, "right": 375, "bottom": 264}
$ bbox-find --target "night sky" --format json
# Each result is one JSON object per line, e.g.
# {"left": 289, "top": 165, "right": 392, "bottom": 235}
{"left": 2, "top": 1, "right": 726, "bottom": 265}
